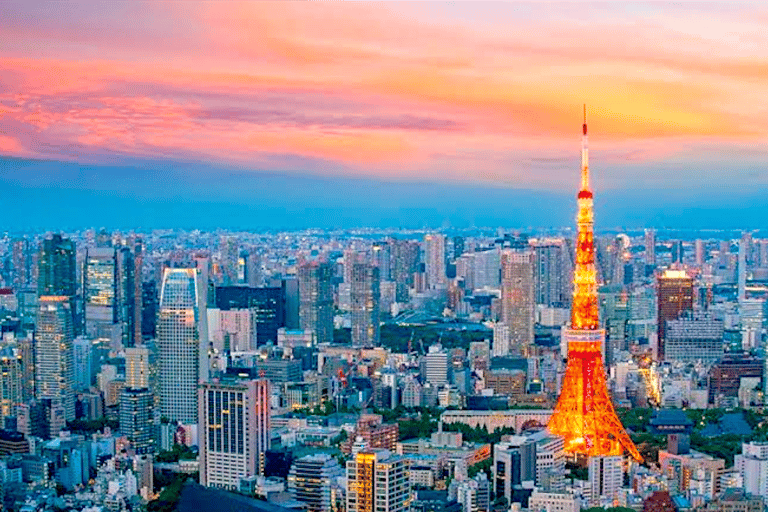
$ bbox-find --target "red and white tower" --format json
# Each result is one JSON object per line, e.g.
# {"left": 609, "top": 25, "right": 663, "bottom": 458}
{"left": 547, "top": 107, "right": 642, "bottom": 462}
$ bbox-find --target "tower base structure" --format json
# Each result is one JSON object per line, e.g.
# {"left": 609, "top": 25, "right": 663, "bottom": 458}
{"left": 548, "top": 328, "right": 642, "bottom": 462}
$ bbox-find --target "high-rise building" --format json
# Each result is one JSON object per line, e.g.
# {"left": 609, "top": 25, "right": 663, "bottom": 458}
{"left": 125, "top": 346, "right": 150, "bottom": 389}
{"left": 351, "top": 263, "right": 380, "bottom": 347}
{"left": 588, "top": 456, "right": 623, "bottom": 507}
{"left": 671, "top": 240, "right": 684, "bottom": 265}
{"left": 735, "top": 441, "right": 768, "bottom": 499}
{"left": 11, "top": 238, "right": 31, "bottom": 291}
{"left": 120, "top": 388, "right": 154, "bottom": 454}
{"left": 83, "top": 247, "right": 117, "bottom": 341}
{"left": 644, "top": 229, "right": 656, "bottom": 266}
{"left": 390, "top": 239, "right": 419, "bottom": 303}
{"left": 547, "top": 108, "right": 641, "bottom": 462}
{"left": 288, "top": 453, "right": 344, "bottom": 512}
{"left": 346, "top": 450, "right": 409, "bottom": 512}
{"left": 115, "top": 246, "right": 137, "bottom": 347}
{"left": 18, "top": 334, "right": 35, "bottom": 402}
{"left": 657, "top": 270, "right": 694, "bottom": 361}
{"left": 121, "top": 346, "right": 154, "bottom": 453}
{"left": 157, "top": 268, "right": 202, "bottom": 424}
{"left": 35, "top": 296, "right": 75, "bottom": 423}
{"left": 72, "top": 337, "right": 93, "bottom": 391}
{"left": 38, "top": 235, "right": 77, "bottom": 298}
{"left": 0, "top": 344, "right": 22, "bottom": 427}
{"left": 214, "top": 286, "right": 285, "bottom": 346}
{"left": 424, "top": 344, "right": 449, "bottom": 387}
{"left": 739, "top": 232, "right": 749, "bottom": 302}
{"left": 424, "top": 233, "right": 446, "bottom": 289}
{"left": 299, "top": 261, "right": 334, "bottom": 344}
{"left": 695, "top": 239, "right": 706, "bottom": 267}
{"left": 219, "top": 236, "right": 239, "bottom": 286}
{"left": 534, "top": 241, "right": 567, "bottom": 307}
{"left": 664, "top": 312, "right": 724, "bottom": 364}
{"left": 500, "top": 249, "right": 535, "bottom": 356}
{"left": 199, "top": 378, "right": 270, "bottom": 489}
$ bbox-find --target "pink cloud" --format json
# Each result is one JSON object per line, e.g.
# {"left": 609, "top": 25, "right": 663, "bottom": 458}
{"left": 2, "top": 3, "right": 768, "bottom": 190}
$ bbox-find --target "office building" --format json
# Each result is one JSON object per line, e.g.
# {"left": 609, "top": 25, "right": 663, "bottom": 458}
{"left": 35, "top": 296, "right": 75, "bottom": 423}
{"left": 215, "top": 286, "right": 285, "bottom": 346}
{"left": 72, "top": 337, "right": 93, "bottom": 391}
{"left": 11, "top": 238, "right": 31, "bottom": 290}
{"left": 657, "top": 270, "right": 694, "bottom": 360}
{"left": 83, "top": 247, "right": 117, "bottom": 341}
{"left": 500, "top": 249, "right": 535, "bottom": 356}
{"left": 588, "top": 456, "right": 623, "bottom": 507}
{"left": 299, "top": 261, "right": 334, "bottom": 344}
{"left": 125, "top": 346, "right": 150, "bottom": 389}
{"left": 199, "top": 378, "right": 270, "bottom": 489}
{"left": 424, "top": 345, "right": 450, "bottom": 387}
{"left": 0, "top": 344, "right": 22, "bottom": 428}
{"left": 219, "top": 236, "right": 240, "bottom": 286}
{"left": 346, "top": 450, "right": 409, "bottom": 512}
{"left": 708, "top": 354, "right": 763, "bottom": 405}
{"left": 424, "top": 233, "right": 447, "bottom": 289}
{"left": 288, "top": 453, "right": 344, "bottom": 512}
{"left": 645, "top": 229, "right": 656, "bottom": 266}
{"left": 157, "top": 268, "right": 202, "bottom": 424}
{"left": 736, "top": 441, "right": 768, "bottom": 499}
{"left": 18, "top": 334, "right": 35, "bottom": 402}
{"left": 534, "top": 241, "right": 568, "bottom": 307}
{"left": 351, "top": 263, "right": 380, "bottom": 347}
{"left": 119, "top": 388, "right": 154, "bottom": 454}
{"left": 38, "top": 235, "right": 77, "bottom": 298}
{"left": 664, "top": 312, "right": 724, "bottom": 364}
{"left": 390, "top": 239, "right": 419, "bottom": 303}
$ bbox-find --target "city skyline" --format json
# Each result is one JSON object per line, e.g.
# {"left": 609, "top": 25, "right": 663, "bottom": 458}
{"left": 3, "top": 3, "right": 768, "bottom": 229}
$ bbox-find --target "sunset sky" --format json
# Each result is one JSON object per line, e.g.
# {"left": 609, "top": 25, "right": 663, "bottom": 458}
{"left": 2, "top": 2, "right": 768, "bottom": 229}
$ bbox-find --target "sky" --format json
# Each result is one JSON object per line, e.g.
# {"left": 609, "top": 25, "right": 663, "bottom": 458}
{"left": 2, "top": 2, "right": 768, "bottom": 230}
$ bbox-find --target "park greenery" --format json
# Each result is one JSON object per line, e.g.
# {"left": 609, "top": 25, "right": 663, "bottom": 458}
{"left": 147, "top": 474, "right": 187, "bottom": 512}
{"left": 617, "top": 407, "right": 767, "bottom": 466}
{"left": 156, "top": 444, "right": 198, "bottom": 463}
{"left": 336, "top": 324, "right": 491, "bottom": 354}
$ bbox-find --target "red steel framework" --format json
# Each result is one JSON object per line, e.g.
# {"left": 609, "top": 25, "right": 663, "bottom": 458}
{"left": 547, "top": 107, "right": 642, "bottom": 462}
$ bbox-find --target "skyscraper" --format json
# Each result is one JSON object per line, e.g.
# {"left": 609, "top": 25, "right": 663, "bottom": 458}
{"left": 644, "top": 229, "right": 656, "bottom": 266}
{"left": 38, "top": 235, "right": 77, "bottom": 298}
{"left": 83, "top": 247, "right": 117, "bottom": 341}
{"left": 390, "top": 239, "right": 419, "bottom": 303}
{"left": 11, "top": 238, "right": 31, "bottom": 291}
{"left": 299, "top": 261, "right": 334, "bottom": 344}
{"left": 657, "top": 270, "right": 694, "bottom": 361}
{"left": 288, "top": 453, "right": 344, "bottom": 512}
{"left": 121, "top": 346, "right": 154, "bottom": 453}
{"left": 35, "top": 296, "right": 75, "bottom": 423}
{"left": 424, "top": 233, "right": 446, "bottom": 289}
{"left": 0, "top": 343, "right": 22, "bottom": 428}
{"left": 500, "top": 249, "right": 535, "bottom": 356}
{"left": 157, "top": 268, "right": 202, "bottom": 424}
{"left": 199, "top": 378, "right": 270, "bottom": 489}
{"left": 739, "top": 232, "right": 748, "bottom": 303}
{"left": 351, "top": 263, "right": 380, "bottom": 347}
{"left": 547, "top": 108, "right": 641, "bottom": 462}
{"left": 534, "top": 241, "right": 568, "bottom": 307}
{"left": 219, "top": 235, "right": 239, "bottom": 286}
{"left": 346, "top": 450, "right": 409, "bottom": 512}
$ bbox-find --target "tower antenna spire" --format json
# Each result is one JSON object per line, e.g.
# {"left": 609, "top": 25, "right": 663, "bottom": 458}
{"left": 547, "top": 106, "right": 642, "bottom": 462}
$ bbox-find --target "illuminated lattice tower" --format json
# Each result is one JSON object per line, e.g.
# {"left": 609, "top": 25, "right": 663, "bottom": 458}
{"left": 547, "top": 107, "right": 642, "bottom": 462}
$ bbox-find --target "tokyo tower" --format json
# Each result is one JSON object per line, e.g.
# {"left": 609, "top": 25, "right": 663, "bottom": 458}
{"left": 547, "top": 106, "right": 642, "bottom": 462}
